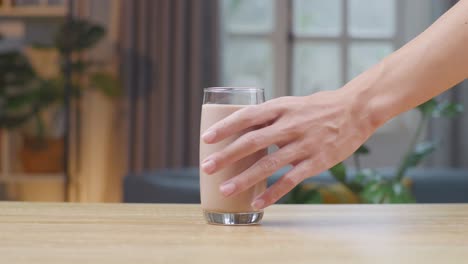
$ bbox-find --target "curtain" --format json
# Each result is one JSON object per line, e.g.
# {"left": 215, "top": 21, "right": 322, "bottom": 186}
{"left": 428, "top": 0, "right": 468, "bottom": 167}
{"left": 120, "top": 0, "right": 220, "bottom": 173}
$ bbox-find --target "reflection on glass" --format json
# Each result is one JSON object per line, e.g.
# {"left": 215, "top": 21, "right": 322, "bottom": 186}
{"left": 223, "top": 0, "right": 274, "bottom": 33}
{"left": 348, "top": 42, "right": 393, "bottom": 80}
{"left": 349, "top": 0, "right": 395, "bottom": 38}
{"left": 293, "top": 42, "right": 341, "bottom": 96}
{"left": 293, "top": 0, "right": 342, "bottom": 37}
{"left": 223, "top": 39, "right": 273, "bottom": 98}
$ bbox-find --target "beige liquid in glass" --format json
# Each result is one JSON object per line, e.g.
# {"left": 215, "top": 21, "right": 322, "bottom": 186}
{"left": 200, "top": 104, "right": 267, "bottom": 213}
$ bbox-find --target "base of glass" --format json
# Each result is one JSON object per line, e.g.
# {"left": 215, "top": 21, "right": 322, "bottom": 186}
{"left": 203, "top": 210, "right": 263, "bottom": 225}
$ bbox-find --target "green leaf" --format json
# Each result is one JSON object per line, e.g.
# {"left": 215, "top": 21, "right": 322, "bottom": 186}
{"left": 284, "top": 184, "right": 322, "bottom": 204}
{"left": 433, "top": 102, "right": 464, "bottom": 118}
{"left": 329, "top": 162, "right": 346, "bottom": 183}
{"left": 388, "top": 182, "right": 415, "bottom": 203}
{"left": 35, "top": 79, "right": 63, "bottom": 105}
{"left": 347, "top": 182, "right": 363, "bottom": 194}
{"left": 300, "top": 189, "right": 322, "bottom": 204}
{"left": 355, "top": 145, "right": 370, "bottom": 155}
{"left": 5, "top": 93, "right": 36, "bottom": 110}
{"left": 404, "top": 141, "right": 436, "bottom": 169}
{"left": 89, "top": 72, "right": 122, "bottom": 98}
{"left": 31, "top": 42, "right": 55, "bottom": 49}
{"left": 70, "top": 60, "right": 90, "bottom": 74}
{"left": 55, "top": 19, "right": 106, "bottom": 53}
{"left": 353, "top": 169, "right": 376, "bottom": 185}
{"left": 417, "top": 98, "right": 438, "bottom": 116}
{"left": 360, "top": 180, "right": 415, "bottom": 204}
{"left": 348, "top": 169, "right": 380, "bottom": 193}
{"left": 360, "top": 181, "right": 387, "bottom": 204}
{"left": 285, "top": 185, "right": 305, "bottom": 204}
{"left": 284, "top": 185, "right": 301, "bottom": 204}
{"left": 0, "top": 51, "right": 44, "bottom": 129}
{"left": 0, "top": 51, "right": 36, "bottom": 86}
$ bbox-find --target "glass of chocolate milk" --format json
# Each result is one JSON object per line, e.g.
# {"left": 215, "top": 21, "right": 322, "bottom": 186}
{"left": 200, "top": 87, "right": 266, "bottom": 225}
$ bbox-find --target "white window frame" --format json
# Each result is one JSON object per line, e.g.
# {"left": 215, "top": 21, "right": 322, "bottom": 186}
{"left": 277, "top": 0, "right": 404, "bottom": 98}
{"left": 220, "top": 0, "right": 433, "bottom": 94}
{"left": 221, "top": 0, "right": 433, "bottom": 132}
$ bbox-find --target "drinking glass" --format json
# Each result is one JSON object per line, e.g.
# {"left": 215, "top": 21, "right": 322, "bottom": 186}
{"left": 200, "top": 87, "right": 266, "bottom": 225}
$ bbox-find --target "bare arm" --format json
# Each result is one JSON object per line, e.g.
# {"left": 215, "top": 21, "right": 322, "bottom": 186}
{"left": 201, "top": 0, "right": 468, "bottom": 209}
{"left": 350, "top": 0, "right": 468, "bottom": 128}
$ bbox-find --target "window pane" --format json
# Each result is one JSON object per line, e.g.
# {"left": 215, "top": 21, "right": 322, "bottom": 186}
{"left": 348, "top": 42, "right": 393, "bottom": 80}
{"left": 293, "top": 0, "right": 342, "bottom": 37}
{"left": 348, "top": 0, "right": 395, "bottom": 38}
{"left": 223, "top": 0, "right": 274, "bottom": 34}
{"left": 293, "top": 42, "right": 341, "bottom": 96}
{"left": 223, "top": 39, "right": 273, "bottom": 96}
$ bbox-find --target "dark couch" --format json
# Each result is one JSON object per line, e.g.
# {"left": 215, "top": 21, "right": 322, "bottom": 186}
{"left": 124, "top": 168, "right": 468, "bottom": 203}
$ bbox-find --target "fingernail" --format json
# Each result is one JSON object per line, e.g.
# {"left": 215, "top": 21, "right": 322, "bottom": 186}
{"left": 202, "top": 130, "right": 216, "bottom": 143}
{"left": 201, "top": 159, "right": 216, "bottom": 174}
{"left": 220, "top": 182, "right": 236, "bottom": 196}
{"left": 251, "top": 199, "right": 265, "bottom": 210}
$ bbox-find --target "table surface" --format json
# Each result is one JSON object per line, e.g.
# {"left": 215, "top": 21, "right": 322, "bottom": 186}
{"left": 1, "top": 203, "right": 468, "bottom": 264}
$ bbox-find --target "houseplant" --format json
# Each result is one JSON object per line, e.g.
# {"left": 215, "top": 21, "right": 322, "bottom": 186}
{"left": 285, "top": 98, "right": 463, "bottom": 204}
{"left": 0, "top": 18, "right": 120, "bottom": 173}
{"left": 0, "top": 49, "right": 61, "bottom": 173}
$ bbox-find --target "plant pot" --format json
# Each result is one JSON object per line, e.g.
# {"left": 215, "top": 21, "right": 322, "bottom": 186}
{"left": 19, "top": 137, "right": 63, "bottom": 173}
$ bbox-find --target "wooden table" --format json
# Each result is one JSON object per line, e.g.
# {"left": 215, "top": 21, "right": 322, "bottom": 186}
{"left": 1, "top": 203, "right": 468, "bottom": 264}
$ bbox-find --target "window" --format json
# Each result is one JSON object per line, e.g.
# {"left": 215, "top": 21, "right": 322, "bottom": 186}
{"left": 221, "top": 0, "right": 436, "bottom": 168}
{"left": 221, "top": 0, "right": 275, "bottom": 98}
{"left": 221, "top": 0, "right": 401, "bottom": 98}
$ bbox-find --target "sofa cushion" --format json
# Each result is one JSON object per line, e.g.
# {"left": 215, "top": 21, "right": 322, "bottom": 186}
{"left": 124, "top": 168, "right": 468, "bottom": 203}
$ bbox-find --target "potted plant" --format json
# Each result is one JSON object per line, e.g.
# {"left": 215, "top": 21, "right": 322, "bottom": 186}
{"left": 0, "top": 18, "right": 120, "bottom": 174}
{"left": 285, "top": 98, "right": 463, "bottom": 204}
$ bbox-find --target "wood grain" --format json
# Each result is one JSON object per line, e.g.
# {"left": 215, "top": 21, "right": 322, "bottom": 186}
{"left": 0, "top": 202, "right": 467, "bottom": 264}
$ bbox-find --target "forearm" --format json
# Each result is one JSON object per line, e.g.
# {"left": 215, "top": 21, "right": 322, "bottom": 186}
{"left": 344, "top": 0, "right": 468, "bottom": 129}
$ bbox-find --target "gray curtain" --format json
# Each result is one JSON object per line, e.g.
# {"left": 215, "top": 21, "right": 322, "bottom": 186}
{"left": 428, "top": 0, "right": 468, "bottom": 167}
{"left": 120, "top": 0, "right": 220, "bottom": 173}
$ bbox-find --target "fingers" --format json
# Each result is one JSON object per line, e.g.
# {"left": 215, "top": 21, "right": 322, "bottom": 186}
{"left": 251, "top": 156, "right": 328, "bottom": 210}
{"left": 201, "top": 102, "right": 280, "bottom": 144}
{"left": 219, "top": 143, "right": 306, "bottom": 197}
{"left": 202, "top": 125, "right": 288, "bottom": 174}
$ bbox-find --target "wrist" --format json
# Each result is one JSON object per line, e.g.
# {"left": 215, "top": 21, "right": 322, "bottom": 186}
{"left": 340, "top": 62, "right": 392, "bottom": 133}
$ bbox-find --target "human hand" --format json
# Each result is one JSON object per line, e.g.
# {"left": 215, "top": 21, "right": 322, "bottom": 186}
{"left": 201, "top": 89, "right": 378, "bottom": 209}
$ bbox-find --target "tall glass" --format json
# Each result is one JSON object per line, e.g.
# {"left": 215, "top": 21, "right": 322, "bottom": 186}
{"left": 200, "top": 87, "right": 266, "bottom": 225}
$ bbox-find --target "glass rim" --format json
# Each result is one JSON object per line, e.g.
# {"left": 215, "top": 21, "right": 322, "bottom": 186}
{"left": 204, "top": 87, "right": 264, "bottom": 93}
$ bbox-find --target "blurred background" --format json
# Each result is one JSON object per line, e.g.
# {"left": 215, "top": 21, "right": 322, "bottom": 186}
{"left": 0, "top": 0, "right": 466, "bottom": 204}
